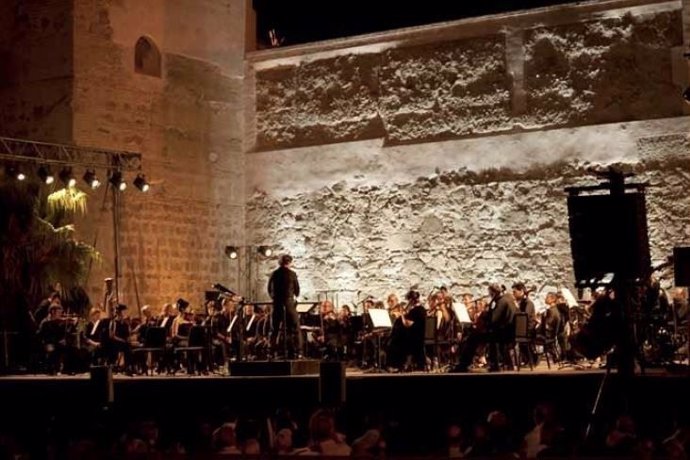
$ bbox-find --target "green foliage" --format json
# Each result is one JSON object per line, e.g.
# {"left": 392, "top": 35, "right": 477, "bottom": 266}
{"left": 0, "top": 178, "right": 99, "bottom": 314}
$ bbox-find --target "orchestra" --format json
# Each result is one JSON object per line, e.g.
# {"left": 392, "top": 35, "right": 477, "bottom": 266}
{"left": 20, "top": 271, "right": 690, "bottom": 376}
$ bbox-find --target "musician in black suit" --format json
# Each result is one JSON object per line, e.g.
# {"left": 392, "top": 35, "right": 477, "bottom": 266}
{"left": 268, "top": 254, "right": 303, "bottom": 358}
{"left": 403, "top": 290, "right": 427, "bottom": 371}
{"left": 455, "top": 283, "right": 517, "bottom": 372}
{"left": 83, "top": 307, "right": 109, "bottom": 364}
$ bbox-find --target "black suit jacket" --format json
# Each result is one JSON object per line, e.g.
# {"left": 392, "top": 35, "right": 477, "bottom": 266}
{"left": 490, "top": 294, "right": 517, "bottom": 339}
{"left": 268, "top": 266, "right": 300, "bottom": 306}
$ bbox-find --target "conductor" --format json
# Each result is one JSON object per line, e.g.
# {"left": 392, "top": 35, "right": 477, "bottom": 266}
{"left": 268, "top": 254, "right": 303, "bottom": 358}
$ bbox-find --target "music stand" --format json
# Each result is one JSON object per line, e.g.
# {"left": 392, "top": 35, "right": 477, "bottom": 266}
{"left": 452, "top": 304, "right": 472, "bottom": 324}
{"left": 367, "top": 309, "right": 392, "bottom": 372}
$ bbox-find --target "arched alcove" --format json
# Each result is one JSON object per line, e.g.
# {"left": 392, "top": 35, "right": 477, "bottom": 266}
{"left": 134, "top": 36, "right": 161, "bottom": 77}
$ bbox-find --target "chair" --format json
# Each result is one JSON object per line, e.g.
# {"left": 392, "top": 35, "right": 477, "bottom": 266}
{"left": 174, "top": 326, "right": 207, "bottom": 374}
{"left": 534, "top": 332, "right": 560, "bottom": 370}
{"left": 513, "top": 313, "right": 534, "bottom": 371}
{"left": 132, "top": 327, "right": 166, "bottom": 375}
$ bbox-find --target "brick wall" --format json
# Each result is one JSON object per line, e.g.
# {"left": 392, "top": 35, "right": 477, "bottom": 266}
{"left": 70, "top": 0, "right": 246, "bottom": 310}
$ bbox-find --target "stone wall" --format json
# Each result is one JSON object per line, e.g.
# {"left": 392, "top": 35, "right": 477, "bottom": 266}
{"left": 0, "top": 0, "right": 73, "bottom": 142}
{"left": 68, "top": 0, "right": 246, "bottom": 309}
{"left": 245, "top": 0, "right": 690, "bottom": 304}
{"left": 251, "top": 0, "right": 683, "bottom": 150}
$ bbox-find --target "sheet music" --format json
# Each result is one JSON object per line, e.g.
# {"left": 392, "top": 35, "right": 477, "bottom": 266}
{"left": 452, "top": 304, "right": 472, "bottom": 324}
{"left": 560, "top": 288, "right": 579, "bottom": 308}
{"left": 368, "top": 308, "right": 392, "bottom": 329}
{"left": 296, "top": 303, "right": 314, "bottom": 314}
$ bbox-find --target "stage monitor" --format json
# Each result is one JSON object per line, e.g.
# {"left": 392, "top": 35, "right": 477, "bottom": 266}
{"left": 567, "top": 192, "right": 650, "bottom": 283}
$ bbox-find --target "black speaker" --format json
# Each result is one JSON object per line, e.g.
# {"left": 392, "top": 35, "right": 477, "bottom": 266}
{"left": 319, "top": 361, "right": 346, "bottom": 406}
{"left": 567, "top": 193, "right": 650, "bottom": 282}
{"left": 90, "top": 365, "right": 114, "bottom": 405}
{"left": 674, "top": 247, "right": 690, "bottom": 287}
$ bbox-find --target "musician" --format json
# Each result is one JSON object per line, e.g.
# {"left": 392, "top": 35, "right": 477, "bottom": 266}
{"left": 34, "top": 291, "right": 61, "bottom": 325}
{"left": 134, "top": 305, "right": 157, "bottom": 345}
{"left": 315, "top": 300, "right": 341, "bottom": 360}
{"left": 83, "top": 307, "right": 109, "bottom": 364}
{"left": 37, "top": 303, "right": 68, "bottom": 374}
{"left": 388, "top": 290, "right": 426, "bottom": 371}
{"left": 157, "top": 303, "right": 176, "bottom": 336}
{"left": 455, "top": 284, "right": 516, "bottom": 372}
{"left": 243, "top": 303, "right": 259, "bottom": 358}
{"left": 555, "top": 292, "right": 570, "bottom": 361}
{"left": 338, "top": 305, "right": 353, "bottom": 361}
{"left": 404, "top": 290, "right": 427, "bottom": 370}
{"left": 537, "top": 292, "right": 562, "bottom": 344}
{"left": 109, "top": 303, "right": 133, "bottom": 373}
{"left": 171, "top": 301, "right": 193, "bottom": 343}
{"left": 268, "top": 254, "right": 302, "bottom": 358}
{"left": 255, "top": 305, "right": 272, "bottom": 359}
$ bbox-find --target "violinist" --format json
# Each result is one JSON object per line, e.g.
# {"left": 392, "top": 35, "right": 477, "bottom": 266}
{"left": 134, "top": 305, "right": 157, "bottom": 345}
{"left": 35, "top": 291, "right": 61, "bottom": 326}
{"left": 37, "top": 303, "right": 68, "bottom": 374}
{"left": 315, "top": 300, "right": 341, "bottom": 360}
{"left": 404, "top": 290, "right": 427, "bottom": 370}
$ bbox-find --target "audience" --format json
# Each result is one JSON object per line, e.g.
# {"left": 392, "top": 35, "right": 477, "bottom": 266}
{"left": 0, "top": 402, "right": 687, "bottom": 459}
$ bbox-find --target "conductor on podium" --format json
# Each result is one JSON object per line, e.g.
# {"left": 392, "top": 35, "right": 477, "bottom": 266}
{"left": 268, "top": 254, "right": 303, "bottom": 358}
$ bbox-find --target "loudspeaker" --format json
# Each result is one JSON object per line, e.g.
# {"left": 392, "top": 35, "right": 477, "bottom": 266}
{"left": 567, "top": 193, "right": 650, "bottom": 282}
{"left": 319, "top": 361, "right": 346, "bottom": 406}
{"left": 674, "top": 247, "right": 690, "bottom": 287}
{"left": 90, "top": 365, "right": 114, "bottom": 405}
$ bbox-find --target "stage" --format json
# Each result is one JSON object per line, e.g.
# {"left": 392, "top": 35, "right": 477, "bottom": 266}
{"left": 0, "top": 363, "right": 687, "bottom": 412}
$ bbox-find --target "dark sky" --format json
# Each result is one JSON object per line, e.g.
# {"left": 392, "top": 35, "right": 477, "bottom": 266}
{"left": 254, "top": 0, "right": 584, "bottom": 47}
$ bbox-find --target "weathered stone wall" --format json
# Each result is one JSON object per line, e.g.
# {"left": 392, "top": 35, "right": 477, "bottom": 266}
{"left": 252, "top": 0, "right": 684, "bottom": 150}
{"left": 0, "top": 0, "right": 73, "bottom": 142}
{"left": 246, "top": 0, "right": 690, "bottom": 304}
{"left": 246, "top": 118, "right": 690, "bottom": 301}
{"left": 70, "top": 0, "right": 246, "bottom": 309}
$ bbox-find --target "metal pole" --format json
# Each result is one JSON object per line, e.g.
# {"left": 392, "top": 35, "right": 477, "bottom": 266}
{"left": 111, "top": 186, "right": 121, "bottom": 305}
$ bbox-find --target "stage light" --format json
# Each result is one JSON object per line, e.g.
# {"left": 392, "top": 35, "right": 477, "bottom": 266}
{"left": 225, "top": 246, "right": 239, "bottom": 260}
{"left": 133, "top": 174, "right": 150, "bottom": 192}
{"left": 82, "top": 169, "right": 101, "bottom": 189}
{"left": 257, "top": 245, "right": 273, "bottom": 257}
{"left": 37, "top": 165, "right": 54, "bottom": 184}
{"left": 59, "top": 167, "right": 76, "bottom": 188}
{"left": 109, "top": 170, "right": 126, "bottom": 191}
{"left": 6, "top": 165, "right": 26, "bottom": 181}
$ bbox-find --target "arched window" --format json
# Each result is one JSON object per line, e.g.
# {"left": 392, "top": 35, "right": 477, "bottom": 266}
{"left": 134, "top": 36, "right": 161, "bottom": 77}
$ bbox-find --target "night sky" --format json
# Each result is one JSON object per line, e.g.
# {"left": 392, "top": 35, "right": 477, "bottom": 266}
{"left": 254, "top": 0, "right": 584, "bottom": 47}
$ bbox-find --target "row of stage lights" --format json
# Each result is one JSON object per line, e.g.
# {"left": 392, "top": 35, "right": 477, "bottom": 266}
{"left": 224, "top": 245, "right": 273, "bottom": 260}
{"left": 4, "top": 164, "right": 150, "bottom": 192}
